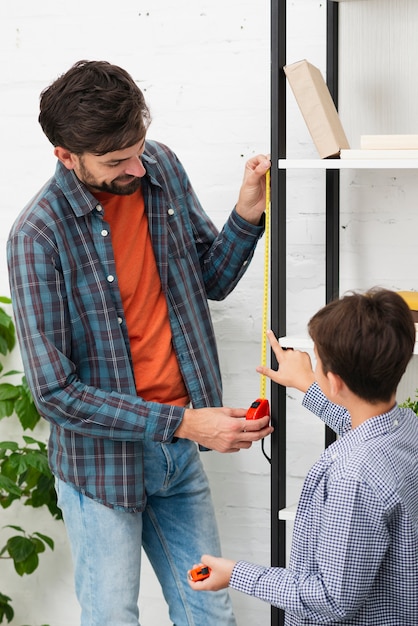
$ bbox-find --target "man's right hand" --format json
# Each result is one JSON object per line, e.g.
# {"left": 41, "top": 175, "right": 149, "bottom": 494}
{"left": 174, "top": 407, "right": 273, "bottom": 453}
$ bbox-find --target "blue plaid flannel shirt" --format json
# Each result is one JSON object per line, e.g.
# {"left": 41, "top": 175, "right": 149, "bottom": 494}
{"left": 231, "top": 383, "right": 418, "bottom": 624}
{"left": 7, "top": 140, "right": 264, "bottom": 511}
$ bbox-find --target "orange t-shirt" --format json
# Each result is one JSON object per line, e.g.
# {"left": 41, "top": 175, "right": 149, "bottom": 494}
{"left": 95, "top": 189, "right": 189, "bottom": 406}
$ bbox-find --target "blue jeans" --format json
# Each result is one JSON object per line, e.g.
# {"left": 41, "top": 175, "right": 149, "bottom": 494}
{"left": 55, "top": 439, "right": 236, "bottom": 626}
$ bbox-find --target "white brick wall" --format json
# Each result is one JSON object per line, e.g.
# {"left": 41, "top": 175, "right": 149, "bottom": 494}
{"left": 1, "top": 1, "right": 417, "bottom": 624}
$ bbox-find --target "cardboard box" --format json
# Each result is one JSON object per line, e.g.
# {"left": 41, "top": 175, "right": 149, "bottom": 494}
{"left": 284, "top": 59, "right": 350, "bottom": 158}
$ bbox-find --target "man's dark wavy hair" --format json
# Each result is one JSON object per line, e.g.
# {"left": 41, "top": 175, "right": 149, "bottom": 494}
{"left": 39, "top": 60, "right": 152, "bottom": 155}
{"left": 308, "top": 288, "right": 415, "bottom": 403}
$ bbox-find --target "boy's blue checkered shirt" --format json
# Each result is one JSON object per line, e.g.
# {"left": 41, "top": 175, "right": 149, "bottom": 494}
{"left": 231, "top": 382, "right": 418, "bottom": 624}
{"left": 7, "top": 140, "right": 264, "bottom": 511}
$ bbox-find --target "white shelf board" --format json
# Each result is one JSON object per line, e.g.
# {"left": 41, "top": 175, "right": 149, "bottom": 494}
{"left": 279, "top": 336, "right": 313, "bottom": 351}
{"left": 278, "top": 503, "right": 297, "bottom": 521}
{"left": 281, "top": 335, "right": 418, "bottom": 355}
{"left": 278, "top": 158, "right": 418, "bottom": 170}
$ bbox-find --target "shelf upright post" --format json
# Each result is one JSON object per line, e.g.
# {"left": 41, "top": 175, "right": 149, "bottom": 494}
{"left": 325, "top": 0, "right": 339, "bottom": 448}
{"left": 270, "top": 5, "right": 341, "bottom": 624}
{"left": 326, "top": 0, "right": 340, "bottom": 306}
{"left": 271, "top": 0, "right": 287, "bottom": 625}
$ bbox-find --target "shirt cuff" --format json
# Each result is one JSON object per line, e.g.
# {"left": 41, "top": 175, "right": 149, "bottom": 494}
{"left": 231, "top": 207, "right": 265, "bottom": 234}
{"left": 302, "top": 381, "right": 324, "bottom": 413}
{"left": 229, "top": 560, "right": 269, "bottom": 595}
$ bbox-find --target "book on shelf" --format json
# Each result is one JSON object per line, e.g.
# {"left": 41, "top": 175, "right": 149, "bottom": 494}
{"left": 284, "top": 59, "right": 350, "bottom": 159}
{"left": 397, "top": 291, "right": 418, "bottom": 323}
{"left": 360, "top": 135, "right": 418, "bottom": 150}
{"left": 340, "top": 149, "right": 418, "bottom": 160}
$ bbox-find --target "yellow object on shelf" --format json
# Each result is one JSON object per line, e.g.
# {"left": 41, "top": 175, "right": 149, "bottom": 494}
{"left": 397, "top": 291, "right": 418, "bottom": 311}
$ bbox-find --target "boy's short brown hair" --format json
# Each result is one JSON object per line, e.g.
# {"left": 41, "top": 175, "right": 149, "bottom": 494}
{"left": 308, "top": 288, "right": 415, "bottom": 403}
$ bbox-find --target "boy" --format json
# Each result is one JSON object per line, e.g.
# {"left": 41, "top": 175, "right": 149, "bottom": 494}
{"left": 188, "top": 288, "right": 418, "bottom": 625}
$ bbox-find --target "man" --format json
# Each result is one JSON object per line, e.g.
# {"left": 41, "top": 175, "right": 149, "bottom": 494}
{"left": 7, "top": 60, "right": 273, "bottom": 625}
{"left": 189, "top": 288, "right": 418, "bottom": 625}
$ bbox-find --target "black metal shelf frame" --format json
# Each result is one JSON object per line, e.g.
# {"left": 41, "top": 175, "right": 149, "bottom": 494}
{"left": 270, "top": 3, "right": 339, "bottom": 624}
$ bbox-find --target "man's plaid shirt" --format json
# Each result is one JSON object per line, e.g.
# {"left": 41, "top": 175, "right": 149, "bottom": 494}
{"left": 7, "top": 140, "right": 264, "bottom": 511}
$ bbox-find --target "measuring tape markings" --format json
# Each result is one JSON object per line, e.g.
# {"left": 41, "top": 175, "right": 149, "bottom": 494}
{"left": 259, "top": 169, "right": 270, "bottom": 399}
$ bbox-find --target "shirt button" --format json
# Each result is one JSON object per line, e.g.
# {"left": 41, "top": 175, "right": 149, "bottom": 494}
{"left": 96, "top": 204, "right": 103, "bottom": 212}
{"left": 107, "top": 275, "right": 115, "bottom": 283}
{"left": 168, "top": 208, "right": 175, "bottom": 216}
{"left": 101, "top": 229, "right": 109, "bottom": 236}
{"left": 117, "top": 317, "right": 123, "bottom": 325}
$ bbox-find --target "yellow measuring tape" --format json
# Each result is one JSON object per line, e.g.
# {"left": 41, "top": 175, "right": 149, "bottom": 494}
{"left": 259, "top": 169, "right": 270, "bottom": 399}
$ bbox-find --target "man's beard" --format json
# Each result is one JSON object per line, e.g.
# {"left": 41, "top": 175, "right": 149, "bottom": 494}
{"left": 78, "top": 159, "right": 143, "bottom": 195}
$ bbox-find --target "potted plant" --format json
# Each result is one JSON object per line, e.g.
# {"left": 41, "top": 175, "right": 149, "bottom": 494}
{"left": 0, "top": 296, "right": 61, "bottom": 625}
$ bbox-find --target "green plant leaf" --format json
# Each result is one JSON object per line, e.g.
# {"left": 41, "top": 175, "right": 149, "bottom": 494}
{"left": 0, "top": 441, "right": 19, "bottom": 452}
{"left": 6, "top": 535, "right": 35, "bottom": 563}
{"left": 20, "top": 449, "right": 50, "bottom": 475}
{"left": 399, "top": 390, "right": 418, "bottom": 416}
{"left": 14, "top": 550, "right": 39, "bottom": 576}
{"left": 0, "top": 382, "right": 22, "bottom": 420}
{"left": 33, "top": 532, "right": 54, "bottom": 551}
{"left": 20, "top": 466, "right": 42, "bottom": 491}
{"left": 0, "top": 494, "right": 19, "bottom": 509}
{"left": 25, "top": 475, "right": 54, "bottom": 509}
{"left": 22, "top": 436, "right": 47, "bottom": 454}
{"left": 0, "top": 591, "right": 14, "bottom": 623}
{"left": 1, "top": 369, "right": 23, "bottom": 377}
{"left": 0, "top": 399, "right": 15, "bottom": 419}
{"left": 15, "top": 386, "right": 41, "bottom": 431}
{"left": 4, "top": 525, "right": 25, "bottom": 533}
{"left": 46, "top": 492, "right": 63, "bottom": 520}
{"left": 0, "top": 390, "right": 20, "bottom": 421}
{"left": 4, "top": 449, "right": 44, "bottom": 480}
{"left": 0, "top": 297, "right": 61, "bottom": 617}
{"left": 0, "top": 307, "right": 16, "bottom": 356}
{"left": 22, "top": 435, "right": 39, "bottom": 445}
{"left": 3, "top": 451, "right": 23, "bottom": 475}
{"left": 31, "top": 537, "right": 46, "bottom": 554}
{"left": 0, "top": 475, "right": 22, "bottom": 498}
{"left": 5, "top": 533, "right": 42, "bottom": 575}
{"left": 0, "top": 385, "right": 20, "bottom": 401}
{"left": 0, "top": 456, "right": 19, "bottom": 484}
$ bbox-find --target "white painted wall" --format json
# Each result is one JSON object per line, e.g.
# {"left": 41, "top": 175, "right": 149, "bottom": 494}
{"left": 1, "top": 1, "right": 417, "bottom": 625}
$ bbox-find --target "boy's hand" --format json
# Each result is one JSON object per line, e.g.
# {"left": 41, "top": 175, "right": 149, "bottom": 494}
{"left": 187, "top": 555, "right": 236, "bottom": 592}
{"left": 256, "top": 330, "right": 315, "bottom": 393}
